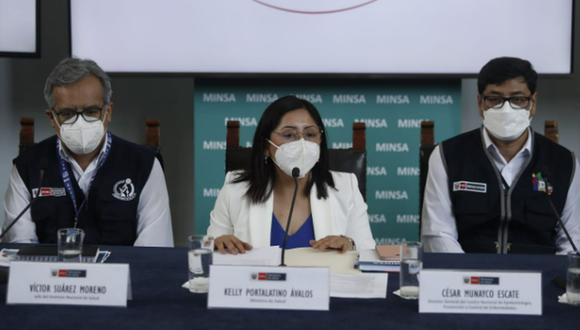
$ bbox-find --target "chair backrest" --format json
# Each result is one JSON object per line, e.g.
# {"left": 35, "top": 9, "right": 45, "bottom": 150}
{"left": 145, "top": 119, "right": 165, "bottom": 168}
{"left": 544, "top": 120, "right": 559, "bottom": 144}
{"left": 225, "top": 120, "right": 367, "bottom": 199}
{"left": 19, "top": 117, "right": 35, "bottom": 156}
{"left": 18, "top": 118, "right": 164, "bottom": 167}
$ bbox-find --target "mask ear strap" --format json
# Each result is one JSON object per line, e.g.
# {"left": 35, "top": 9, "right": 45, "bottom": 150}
{"left": 51, "top": 111, "right": 62, "bottom": 130}
{"left": 267, "top": 139, "right": 280, "bottom": 149}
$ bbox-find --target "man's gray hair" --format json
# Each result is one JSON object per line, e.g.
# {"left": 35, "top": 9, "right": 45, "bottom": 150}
{"left": 43, "top": 58, "right": 112, "bottom": 108}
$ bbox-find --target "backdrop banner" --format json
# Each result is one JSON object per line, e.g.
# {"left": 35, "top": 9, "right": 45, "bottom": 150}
{"left": 193, "top": 79, "right": 461, "bottom": 244}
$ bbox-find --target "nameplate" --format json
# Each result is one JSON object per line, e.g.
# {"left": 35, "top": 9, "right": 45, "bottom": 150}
{"left": 6, "top": 261, "right": 131, "bottom": 307}
{"left": 208, "top": 265, "right": 329, "bottom": 311}
{"left": 419, "top": 269, "right": 542, "bottom": 315}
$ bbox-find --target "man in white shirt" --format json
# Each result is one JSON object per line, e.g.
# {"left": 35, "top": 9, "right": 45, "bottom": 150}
{"left": 421, "top": 57, "right": 580, "bottom": 254}
{"left": 2, "top": 58, "right": 173, "bottom": 247}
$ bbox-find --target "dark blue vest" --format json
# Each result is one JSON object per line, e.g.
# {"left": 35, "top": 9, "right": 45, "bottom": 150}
{"left": 441, "top": 128, "right": 574, "bottom": 254}
{"left": 13, "top": 135, "right": 156, "bottom": 245}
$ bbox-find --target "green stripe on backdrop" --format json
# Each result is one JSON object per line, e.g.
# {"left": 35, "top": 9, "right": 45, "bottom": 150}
{"left": 193, "top": 79, "right": 461, "bottom": 244}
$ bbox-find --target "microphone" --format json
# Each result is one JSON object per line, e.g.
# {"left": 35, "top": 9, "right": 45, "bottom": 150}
{"left": 541, "top": 174, "right": 579, "bottom": 255}
{"left": 0, "top": 162, "right": 46, "bottom": 241}
{"left": 280, "top": 167, "right": 300, "bottom": 266}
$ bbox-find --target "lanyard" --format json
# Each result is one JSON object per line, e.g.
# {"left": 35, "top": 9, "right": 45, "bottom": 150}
{"left": 56, "top": 132, "right": 112, "bottom": 227}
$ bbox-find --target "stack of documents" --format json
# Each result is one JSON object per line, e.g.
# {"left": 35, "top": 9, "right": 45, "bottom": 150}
{"left": 357, "top": 249, "right": 400, "bottom": 272}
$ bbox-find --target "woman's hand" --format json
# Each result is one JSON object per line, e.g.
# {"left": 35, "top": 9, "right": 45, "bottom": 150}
{"left": 214, "top": 235, "right": 252, "bottom": 254}
{"left": 309, "top": 235, "right": 355, "bottom": 253}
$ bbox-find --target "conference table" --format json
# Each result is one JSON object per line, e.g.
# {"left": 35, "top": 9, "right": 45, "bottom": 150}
{"left": 0, "top": 244, "right": 578, "bottom": 330}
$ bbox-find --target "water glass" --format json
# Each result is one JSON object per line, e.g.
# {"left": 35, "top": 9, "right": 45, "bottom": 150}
{"left": 188, "top": 235, "right": 214, "bottom": 293}
{"left": 57, "top": 228, "right": 85, "bottom": 262}
{"left": 567, "top": 252, "right": 580, "bottom": 305}
{"left": 400, "top": 241, "right": 422, "bottom": 298}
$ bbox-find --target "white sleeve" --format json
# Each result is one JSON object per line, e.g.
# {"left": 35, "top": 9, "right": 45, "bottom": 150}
{"left": 556, "top": 157, "right": 580, "bottom": 254}
{"left": 344, "top": 173, "right": 376, "bottom": 250}
{"left": 134, "top": 158, "right": 174, "bottom": 247}
{"left": 207, "top": 173, "right": 235, "bottom": 238}
{"left": 2, "top": 165, "right": 39, "bottom": 243}
{"left": 420, "top": 145, "right": 464, "bottom": 253}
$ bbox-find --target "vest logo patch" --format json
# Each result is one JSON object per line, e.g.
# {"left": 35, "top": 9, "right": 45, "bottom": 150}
{"left": 532, "top": 171, "right": 553, "bottom": 194}
{"left": 112, "top": 178, "right": 136, "bottom": 201}
{"left": 32, "top": 187, "right": 66, "bottom": 198}
{"left": 453, "top": 181, "right": 487, "bottom": 193}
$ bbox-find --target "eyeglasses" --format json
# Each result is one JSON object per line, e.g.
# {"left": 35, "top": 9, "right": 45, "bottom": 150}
{"left": 272, "top": 127, "right": 323, "bottom": 143}
{"left": 50, "top": 105, "right": 106, "bottom": 124}
{"left": 482, "top": 95, "right": 532, "bottom": 110}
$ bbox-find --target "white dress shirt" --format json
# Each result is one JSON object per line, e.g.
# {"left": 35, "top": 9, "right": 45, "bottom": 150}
{"left": 2, "top": 134, "right": 174, "bottom": 247}
{"left": 421, "top": 128, "right": 580, "bottom": 254}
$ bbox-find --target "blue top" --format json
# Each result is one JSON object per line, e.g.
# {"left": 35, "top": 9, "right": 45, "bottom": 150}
{"left": 270, "top": 213, "right": 315, "bottom": 249}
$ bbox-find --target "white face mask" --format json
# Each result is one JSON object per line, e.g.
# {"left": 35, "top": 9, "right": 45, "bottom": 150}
{"left": 267, "top": 138, "right": 320, "bottom": 178}
{"left": 57, "top": 114, "right": 106, "bottom": 155}
{"left": 482, "top": 102, "right": 531, "bottom": 141}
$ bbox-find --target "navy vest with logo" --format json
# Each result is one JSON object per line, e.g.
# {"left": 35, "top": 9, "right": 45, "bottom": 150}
{"left": 440, "top": 128, "right": 574, "bottom": 254}
{"left": 13, "top": 135, "right": 156, "bottom": 245}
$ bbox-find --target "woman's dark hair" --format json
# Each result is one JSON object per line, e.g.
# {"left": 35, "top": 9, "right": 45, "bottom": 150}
{"left": 477, "top": 57, "right": 538, "bottom": 94}
{"left": 233, "top": 95, "right": 335, "bottom": 203}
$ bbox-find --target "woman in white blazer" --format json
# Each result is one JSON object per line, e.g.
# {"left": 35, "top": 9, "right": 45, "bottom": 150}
{"left": 207, "top": 96, "right": 376, "bottom": 254}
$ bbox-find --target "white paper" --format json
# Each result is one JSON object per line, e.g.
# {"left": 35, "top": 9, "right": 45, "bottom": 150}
{"left": 213, "top": 246, "right": 281, "bottom": 266}
{"left": 331, "top": 273, "right": 388, "bottom": 298}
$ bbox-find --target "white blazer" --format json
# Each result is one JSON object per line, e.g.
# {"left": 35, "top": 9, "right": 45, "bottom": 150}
{"left": 207, "top": 171, "right": 376, "bottom": 250}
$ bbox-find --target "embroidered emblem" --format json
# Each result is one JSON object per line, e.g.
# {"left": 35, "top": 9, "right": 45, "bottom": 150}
{"left": 452, "top": 181, "right": 487, "bottom": 193}
{"left": 32, "top": 187, "right": 66, "bottom": 198}
{"left": 532, "top": 172, "right": 553, "bottom": 195}
{"left": 112, "top": 178, "right": 136, "bottom": 201}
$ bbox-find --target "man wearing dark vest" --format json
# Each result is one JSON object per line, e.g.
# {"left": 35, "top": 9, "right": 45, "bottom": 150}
{"left": 2, "top": 58, "right": 174, "bottom": 246}
{"left": 421, "top": 57, "right": 580, "bottom": 254}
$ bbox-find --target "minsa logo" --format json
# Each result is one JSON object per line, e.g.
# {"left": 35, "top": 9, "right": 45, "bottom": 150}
{"left": 463, "top": 276, "right": 500, "bottom": 285}
{"left": 251, "top": 272, "right": 287, "bottom": 281}
{"left": 396, "top": 214, "right": 419, "bottom": 224}
{"left": 322, "top": 118, "right": 344, "bottom": 128}
{"left": 397, "top": 167, "right": 419, "bottom": 176}
{"left": 51, "top": 269, "right": 87, "bottom": 278}
{"left": 375, "top": 190, "right": 408, "bottom": 200}
{"left": 367, "top": 166, "right": 387, "bottom": 176}
{"left": 295, "top": 93, "right": 323, "bottom": 103}
{"left": 202, "top": 93, "right": 236, "bottom": 103}
{"left": 224, "top": 117, "right": 257, "bottom": 127}
{"left": 202, "top": 140, "right": 226, "bottom": 150}
{"left": 354, "top": 118, "right": 388, "bottom": 128}
{"left": 369, "top": 214, "right": 387, "bottom": 224}
{"left": 420, "top": 95, "right": 454, "bottom": 105}
{"left": 332, "top": 94, "right": 366, "bottom": 104}
{"left": 398, "top": 119, "right": 427, "bottom": 128}
{"left": 375, "top": 142, "right": 409, "bottom": 152}
{"left": 376, "top": 94, "right": 410, "bottom": 105}
{"left": 246, "top": 93, "right": 279, "bottom": 103}
{"left": 375, "top": 237, "right": 406, "bottom": 245}
{"left": 332, "top": 142, "right": 352, "bottom": 149}
{"left": 252, "top": 0, "right": 377, "bottom": 14}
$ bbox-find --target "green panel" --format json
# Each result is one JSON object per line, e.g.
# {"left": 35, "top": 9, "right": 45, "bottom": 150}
{"left": 193, "top": 80, "right": 461, "bottom": 244}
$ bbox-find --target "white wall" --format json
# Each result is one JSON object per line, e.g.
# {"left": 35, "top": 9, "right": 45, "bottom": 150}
{"left": 1, "top": 0, "right": 579, "bottom": 246}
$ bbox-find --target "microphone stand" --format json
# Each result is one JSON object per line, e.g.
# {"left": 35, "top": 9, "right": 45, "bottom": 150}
{"left": 280, "top": 167, "right": 300, "bottom": 266}
{"left": 546, "top": 190, "right": 579, "bottom": 255}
